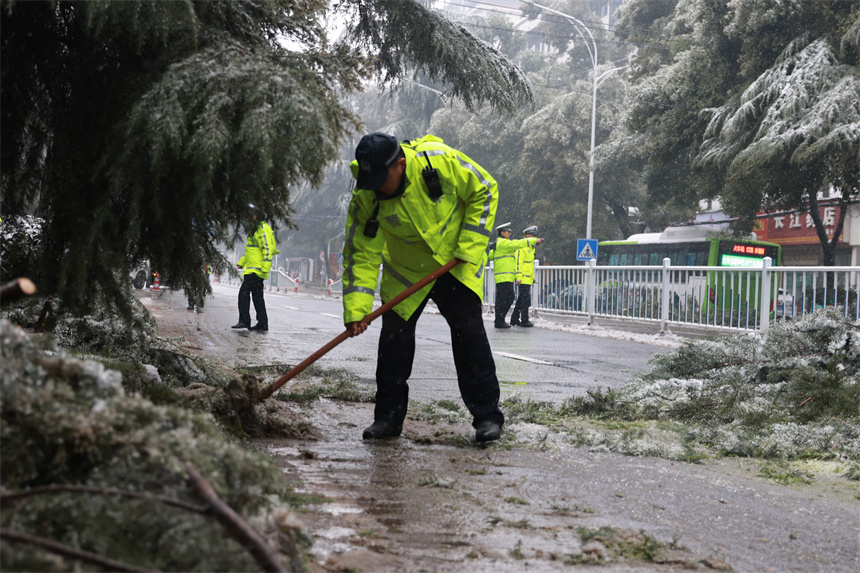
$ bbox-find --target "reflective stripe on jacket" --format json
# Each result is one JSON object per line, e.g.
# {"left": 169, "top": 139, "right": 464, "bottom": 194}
{"left": 238, "top": 221, "right": 279, "bottom": 279}
{"left": 342, "top": 134, "right": 497, "bottom": 323}
{"left": 493, "top": 236, "right": 536, "bottom": 283}
{"left": 515, "top": 243, "right": 536, "bottom": 285}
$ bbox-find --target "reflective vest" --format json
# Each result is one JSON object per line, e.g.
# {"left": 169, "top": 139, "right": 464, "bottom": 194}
{"left": 492, "top": 236, "right": 536, "bottom": 284}
{"left": 515, "top": 243, "right": 536, "bottom": 285}
{"left": 343, "top": 135, "right": 497, "bottom": 323}
{"left": 238, "top": 221, "right": 278, "bottom": 279}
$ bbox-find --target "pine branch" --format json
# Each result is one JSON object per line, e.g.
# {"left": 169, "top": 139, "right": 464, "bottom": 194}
{"left": 0, "top": 485, "right": 209, "bottom": 514}
{"left": 183, "top": 462, "right": 287, "bottom": 573}
{"left": 0, "top": 528, "right": 155, "bottom": 573}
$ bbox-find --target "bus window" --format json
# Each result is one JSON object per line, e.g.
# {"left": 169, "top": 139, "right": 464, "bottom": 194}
{"left": 686, "top": 252, "right": 697, "bottom": 266}
{"left": 634, "top": 253, "right": 645, "bottom": 265}
{"left": 649, "top": 253, "right": 660, "bottom": 265}
{"left": 609, "top": 253, "right": 620, "bottom": 265}
{"left": 619, "top": 253, "right": 629, "bottom": 265}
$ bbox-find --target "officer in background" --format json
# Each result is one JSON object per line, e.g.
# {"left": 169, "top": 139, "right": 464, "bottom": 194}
{"left": 232, "top": 204, "right": 279, "bottom": 332}
{"left": 342, "top": 132, "right": 505, "bottom": 443}
{"left": 511, "top": 225, "right": 544, "bottom": 327}
{"left": 492, "top": 223, "right": 542, "bottom": 328}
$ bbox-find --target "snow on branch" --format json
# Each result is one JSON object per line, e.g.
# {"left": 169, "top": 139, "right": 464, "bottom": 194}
{"left": 697, "top": 33, "right": 860, "bottom": 173}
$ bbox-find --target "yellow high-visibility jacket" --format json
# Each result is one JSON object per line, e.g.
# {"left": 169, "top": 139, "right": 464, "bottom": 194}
{"left": 238, "top": 221, "right": 278, "bottom": 279}
{"left": 343, "top": 135, "right": 497, "bottom": 323}
{"left": 515, "top": 242, "right": 536, "bottom": 285}
{"left": 493, "top": 236, "right": 537, "bottom": 284}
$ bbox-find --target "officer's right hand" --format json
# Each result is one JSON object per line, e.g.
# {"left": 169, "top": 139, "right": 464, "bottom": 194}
{"left": 536, "top": 238, "right": 545, "bottom": 244}
{"left": 345, "top": 321, "right": 367, "bottom": 337}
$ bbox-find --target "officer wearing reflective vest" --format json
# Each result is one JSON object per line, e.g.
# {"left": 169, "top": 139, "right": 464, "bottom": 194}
{"left": 232, "top": 205, "right": 278, "bottom": 332}
{"left": 342, "top": 132, "right": 504, "bottom": 443}
{"left": 511, "top": 225, "right": 544, "bottom": 326}
{"left": 492, "top": 223, "right": 543, "bottom": 328}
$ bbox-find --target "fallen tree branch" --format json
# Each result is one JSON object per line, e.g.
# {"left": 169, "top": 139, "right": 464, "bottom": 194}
{"left": 0, "top": 528, "right": 155, "bottom": 573}
{"left": 0, "top": 485, "right": 208, "bottom": 514}
{"left": 0, "top": 277, "right": 36, "bottom": 305}
{"left": 182, "top": 462, "right": 286, "bottom": 573}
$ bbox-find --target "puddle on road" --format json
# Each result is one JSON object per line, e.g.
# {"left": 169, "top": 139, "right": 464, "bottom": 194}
{"left": 312, "top": 503, "right": 363, "bottom": 516}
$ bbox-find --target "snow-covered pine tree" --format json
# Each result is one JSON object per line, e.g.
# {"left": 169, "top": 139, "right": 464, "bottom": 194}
{"left": 0, "top": 0, "right": 532, "bottom": 315}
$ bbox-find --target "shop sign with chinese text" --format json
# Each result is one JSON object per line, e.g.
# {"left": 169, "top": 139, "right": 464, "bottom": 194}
{"left": 755, "top": 204, "right": 841, "bottom": 245}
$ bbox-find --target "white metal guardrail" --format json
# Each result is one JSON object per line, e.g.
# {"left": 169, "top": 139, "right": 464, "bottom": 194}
{"left": 484, "top": 259, "right": 858, "bottom": 332}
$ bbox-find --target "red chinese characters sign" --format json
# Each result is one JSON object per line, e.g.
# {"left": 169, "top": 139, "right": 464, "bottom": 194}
{"left": 731, "top": 244, "right": 767, "bottom": 256}
{"left": 755, "top": 204, "right": 842, "bottom": 245}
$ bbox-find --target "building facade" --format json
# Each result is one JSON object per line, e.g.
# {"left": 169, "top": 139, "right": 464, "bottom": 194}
{"left": 754, "top": 199, "right": 860, "bottom": 266}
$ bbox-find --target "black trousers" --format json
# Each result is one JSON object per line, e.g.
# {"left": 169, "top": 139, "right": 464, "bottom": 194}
{"left": 494, "top": 281, "right": 515, "bottom": 326}
{"left": 511, "top": 284, "right": 532, "bottom": 323}
{"left": 374, "top": 272, "right": 504, "bottom": 429}
{"left": 237, "top": 274, "right": 267, "bottom": 327}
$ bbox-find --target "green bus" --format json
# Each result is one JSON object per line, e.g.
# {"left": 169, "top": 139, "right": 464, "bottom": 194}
{"left": 595, "top": 227, "right": 782, "bottom": 326}
{"left": 597, "top": 228, "right": 781, "bottom": 268}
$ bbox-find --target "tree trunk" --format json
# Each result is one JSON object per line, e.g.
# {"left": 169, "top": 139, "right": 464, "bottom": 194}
{"left": 807, "top": 193, "right": 847, "bottom": 267}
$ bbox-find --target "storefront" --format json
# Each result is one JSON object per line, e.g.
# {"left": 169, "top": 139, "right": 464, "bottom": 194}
{"left": 754, "top": 199, "right": 860, "bottom": 266}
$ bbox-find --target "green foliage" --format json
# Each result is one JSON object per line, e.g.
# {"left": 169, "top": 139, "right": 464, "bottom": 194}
{"left": 410, "top": 398, "right": 469, "bottom": 424}
{"left": 0, "top": 0, "right": 531, "bottom": 317}
{"left": 759, "top": 464, "right": 813, "bottom": 486}
{"left": 344, "top": 0, "right": 532, "bottom": 113}
{"left": 492, "top": 309, "right": 858, "bottom": 466}
{"left": 571, "top": 526, "right": 670, "bottom": 565}
{"left": 0, "top": 319, "right": 309, "bottom": 572}
{"left": 0, "top": 215, "right": 43, "bottom": 281}
{"left": 561, "top": 388, "right": 636, "bottom": 420}
{"left": 275, "top": 366, "right": 374, "bottom": 403}
{"left": 587, "top": 309, "right": 860, "bottom": 461}
{"left": 616, "top": 0, "right": 859, "bottom": 241}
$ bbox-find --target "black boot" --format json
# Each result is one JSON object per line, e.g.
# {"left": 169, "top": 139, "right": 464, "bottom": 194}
{"left": 362, "top": 421, "right": 402, "bottom": 439}
{"left": 476, "top": 421, "right": 502, "bottom": 443}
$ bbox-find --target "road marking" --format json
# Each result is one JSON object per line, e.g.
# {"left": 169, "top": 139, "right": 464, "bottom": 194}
{"left": 320, "top": 313, "right": 340, "bottom": 319}
{"left": 282, "top": 305, "right": 299, "bottom": 310}
{"left": 493, "top": 351, "right": 554, "bottom": 365}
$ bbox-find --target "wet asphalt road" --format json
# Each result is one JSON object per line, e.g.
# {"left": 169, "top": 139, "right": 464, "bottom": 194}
{"left": 148, "top": 282, "right": 674, "bottom": 404}
{"left": 142, "top": 284, "right": 860, "bottom": 573}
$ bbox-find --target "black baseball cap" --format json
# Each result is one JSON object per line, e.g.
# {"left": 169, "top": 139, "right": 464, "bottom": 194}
{"left": 355, "top": 132, "right": 401, "bottom": 191}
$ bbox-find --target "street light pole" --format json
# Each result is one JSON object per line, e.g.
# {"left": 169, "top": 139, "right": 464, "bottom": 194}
{"left": 528, "top": 2, "right": 623, "bottom": 240}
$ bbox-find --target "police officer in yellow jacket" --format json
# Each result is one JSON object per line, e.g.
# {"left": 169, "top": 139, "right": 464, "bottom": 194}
{"left": 492, "top": 223, "right": 543, "bottom": 328}
{"left": 232, "top": 205, "right": 279, "bottom": 332}
{"left": 343, "top": 132, "right": 504, "bottom": 443}
{"left": 511, "top": 225, "right": 543, "bottom": 326}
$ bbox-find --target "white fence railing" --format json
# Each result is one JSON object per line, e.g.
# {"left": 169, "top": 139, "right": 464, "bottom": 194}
{"left": 484, "top": 259, "right": 859, "bottom": 332}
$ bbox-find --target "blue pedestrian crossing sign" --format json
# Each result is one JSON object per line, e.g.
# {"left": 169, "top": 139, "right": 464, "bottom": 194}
{"left": 576, "top": 238, "right": 598, "bottom": 261}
